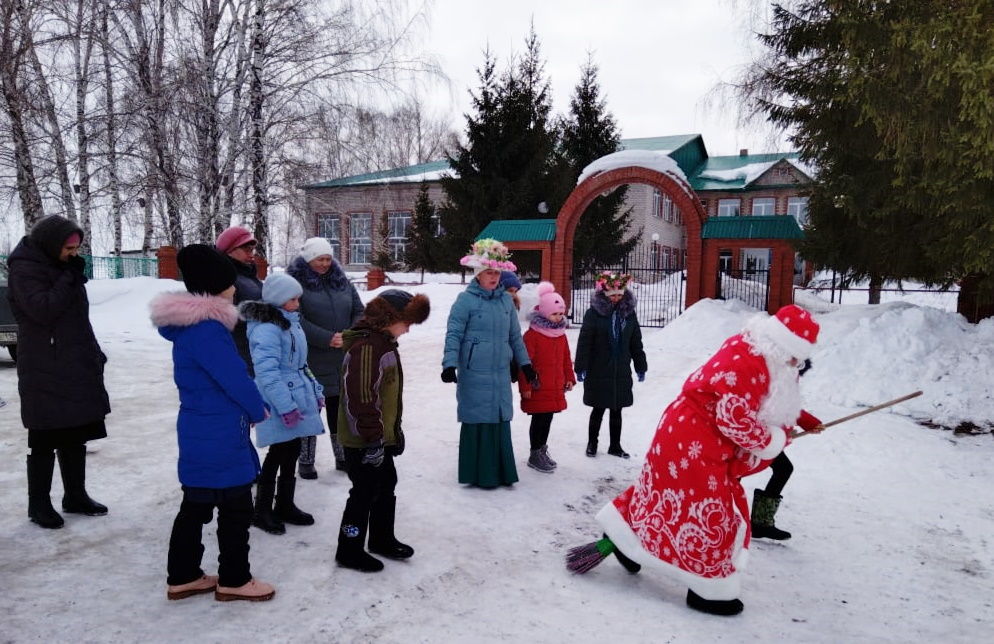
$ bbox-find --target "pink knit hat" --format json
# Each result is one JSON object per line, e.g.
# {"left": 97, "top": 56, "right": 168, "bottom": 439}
{"left": 534, "top": 281, "right": 566, "bottom": 317}
{"left": 215, "top": 225, "right": 256, "bottom": 254}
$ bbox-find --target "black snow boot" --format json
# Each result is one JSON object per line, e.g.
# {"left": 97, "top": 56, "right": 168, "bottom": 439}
{"left": 252, "top": 481, "right": 285, "bottom": 535}
{"left": 607, "top": 419, "right": 630, "bottom": 459}
{"left": 274, "top": 477, "right": 314, "bottom": 526}
{"left": 586, "top": 415, "right": 599, "bottom": 457}
{"left": 57, "top": 445, "right": 108, "bottom": 515}
{"left": 27, "top": 453, "right": 64, "bottom": 529}
{"left": 686, "top": 589, "right": 744, "bottom": 616}
{"left": 368, "top": 495, "right": 414, "bottom": 560}
{"left": 335, "top": 499, "right": 384, "bottom": 572}
{"left": 751, "top": 489, "right": 791, "bottom": 540}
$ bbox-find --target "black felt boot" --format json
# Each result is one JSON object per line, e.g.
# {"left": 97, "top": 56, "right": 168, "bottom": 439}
{"left": 607, "top": 414, "right": 630, "bottom": 458}
{"left": 368, "top": 495, "right": 414, "bottom": 560}
{"left": 335, "top": 499, "right": 383, "bottom": 572}
{"left": 686, "top": 589, "right": 744, "bottom": 616}
{"left": 751, "top": 489, "right": 791, "bottom": 540}
{"left": 274, "top": 477, "right": 314, "bottom": 526}
{"left": 57, "top": 445, "right": 108, "bottom": 515}
{"left": 252, "top": 481, "right": 285, "bottom": 535}
{"left": 27, "top": 453, "right": 64, "bottom": 529}
{"left": 586, "top": 414, "right": 600, "bottom": 457}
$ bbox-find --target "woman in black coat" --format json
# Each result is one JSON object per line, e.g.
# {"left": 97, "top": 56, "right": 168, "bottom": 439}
{"left": 215, "top": 225, "right": 263, "bottom": 375}
{"left": 573, "top": 272, "right": 647, "bottom": 459}
{"left": 7, "top": 215, "right": 110, "bottom": 529}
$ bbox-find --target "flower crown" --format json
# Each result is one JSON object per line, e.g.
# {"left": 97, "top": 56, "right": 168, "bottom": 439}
{"left": 460, "top": 238, "right": 517, "bottom": 272}
{"left": 594, "top": 271, "right": 633, "bottom": 293}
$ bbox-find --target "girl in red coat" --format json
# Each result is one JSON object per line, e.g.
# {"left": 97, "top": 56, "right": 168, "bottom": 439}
{"left": 518, "top": 282, "right": 576, "bottom": 474}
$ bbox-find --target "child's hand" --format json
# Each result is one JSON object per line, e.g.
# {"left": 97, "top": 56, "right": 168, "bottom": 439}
{"left": 317, "top": 397, "right": 326, "bottom": 410}
{"left": 361, "top": 442, "right": 385, "bottom": 467}
{"left": 330, "top": 332, "right": 344, "bottom": 348}
{"left": 521, "top": 391, "right": 532, "bottom": 400}
{"left": 565, "top": 382, "right": 574, "bottom": 391}
{"left": 281, "top": 409, "right": 303, "bottom": 428}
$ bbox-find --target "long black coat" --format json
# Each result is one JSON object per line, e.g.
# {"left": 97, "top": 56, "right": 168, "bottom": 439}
{"left": 7, "top": 219, "right": 110, "bottom": 431}
{"left": 574, "top": 290, "right": 648, "bottom": 410}
{"left": 229, "top": 257, "right": 263, "bottom": 375}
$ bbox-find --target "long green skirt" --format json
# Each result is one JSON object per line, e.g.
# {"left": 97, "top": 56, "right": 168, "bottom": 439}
{"left": 458, "top": 422, "right": 518, "bottom": 488}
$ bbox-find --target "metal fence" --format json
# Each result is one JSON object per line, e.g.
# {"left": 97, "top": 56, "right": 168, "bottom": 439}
{"left": 571, "top": 244, "right": 685, "bottom": 328}
{"left": 715, "top": 268, "right": 771, "bottom": 311}
{"left": 0, "top": 254, "right": 158, "bottom": 280}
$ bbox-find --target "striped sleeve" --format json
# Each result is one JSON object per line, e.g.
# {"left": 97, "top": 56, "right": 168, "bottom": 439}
{"left": 342, "top": 340, "right": 385, "bottom": 444}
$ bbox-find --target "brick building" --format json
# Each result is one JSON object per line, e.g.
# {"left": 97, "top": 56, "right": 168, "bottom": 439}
{"left": 300, "top": 134, "right": 813, "bottom": 274}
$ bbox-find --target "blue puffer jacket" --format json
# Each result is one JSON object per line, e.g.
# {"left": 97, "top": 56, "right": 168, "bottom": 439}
{"left": 149, "top": 292, "right": 266, "bottom": 489}
{"left": 443, "top": 279, "right": 531, "bottom": 424}
{"left": 241, "top": 301, "right": 325, "bottom": 448}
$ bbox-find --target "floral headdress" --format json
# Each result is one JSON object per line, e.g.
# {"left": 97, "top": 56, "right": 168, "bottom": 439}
{"left": 460, "top": 238, "right": 517, "bottom": 273}
{"left": 594, "top": 271, "right": 633, "bottom": 295}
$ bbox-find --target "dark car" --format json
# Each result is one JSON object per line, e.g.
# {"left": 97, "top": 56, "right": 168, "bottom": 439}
{"left": 0, "top": 258, "right": 17, "bottom": 361}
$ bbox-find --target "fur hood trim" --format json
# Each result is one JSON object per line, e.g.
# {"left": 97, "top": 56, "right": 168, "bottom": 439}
{"left": 590, "top": 289, "right": 636, "bottom": 317}
{"left": 150, "top": 291, "right": 240, "bottom": 330}
{"left": 238, "top": 301, "right": 291, "bottom": 330}
{"left": 286, "top": 255, "right": 350, "bottom": 291}
{"left": 362, "top": 293, "right": 430, "bottom": 330}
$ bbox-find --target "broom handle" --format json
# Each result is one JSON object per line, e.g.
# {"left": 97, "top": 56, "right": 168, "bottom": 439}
{"left": 792, "top": 390, "right": 923, "bottom": 439}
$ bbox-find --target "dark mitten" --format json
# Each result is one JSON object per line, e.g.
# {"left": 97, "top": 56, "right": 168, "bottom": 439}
{"left": 387, "top": 426, "right": 405, "bottom": 457}
{"left": 576, "top": 371, "right": 586, "bottom": 382}
{"left": 66, "top": 255, "right": 87, "bottom": 283}
{"left": 361, "top": 442, "right": 385, "bottom": 467}
{"left": 441, "top": 366, "right": 458, "bottom": 383}
{"left": 510, "top": 360, "right": 519, "bottom": 383}
{"left": 281, "top": 409, "right": 303, "bottom": 428}
{"left": 637, "top": 372, "right": 646, "bottom": 382}
{"left": 521, "top": 364, "right": 540, "bottom": 390}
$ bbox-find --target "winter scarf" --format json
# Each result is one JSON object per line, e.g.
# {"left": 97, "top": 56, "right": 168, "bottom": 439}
{"left": 527, "top": 310, "right": 568, "bottom": 338}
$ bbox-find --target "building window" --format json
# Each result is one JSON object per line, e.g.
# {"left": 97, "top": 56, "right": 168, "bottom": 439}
{"left": 432, "top": 211, "right": 443, "bottom": 236}
{"left": 662, "top": 246, "right": 672, "bottom": 269}
{"left": 349, "top": 213, "right": 372, "bottom": 265}
{"left": 717, "top": 199, "right": 740, "bottom": 217}
{"left": 787, "top": 197, "right": 810, "bottom": 225}
{"left": 653, "top": 189, "right": 663, "bottom": 219}
{"left": 317, "top": 214, "right": 341, "bottom": 259}
{"left": 387, "top": 211, "right": 411, "bottom": 262}
{"left": 663, "top": 194, "right": 674, "bottom": 222}
{"left": 751, "top": 197, "right": 776, "bottom": 216}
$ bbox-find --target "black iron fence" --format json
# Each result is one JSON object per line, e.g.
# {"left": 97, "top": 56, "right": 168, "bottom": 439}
{"left": 571, "top": 244, "right": 685, "bottom": 328}
{"left": 715, "top": 268, "right": 771, "bottom": 311}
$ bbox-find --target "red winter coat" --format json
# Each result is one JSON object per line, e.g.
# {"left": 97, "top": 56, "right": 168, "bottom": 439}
{"left": 517, "top": 328, "right": 575, "bottom": 415}
{"left": 597, "top": 333, "right": 811, "bottom": 601}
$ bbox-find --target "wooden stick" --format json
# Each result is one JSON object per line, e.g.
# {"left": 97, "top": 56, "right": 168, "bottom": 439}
{"left": 792, "top": 390, "right": 923, "bottom": 438}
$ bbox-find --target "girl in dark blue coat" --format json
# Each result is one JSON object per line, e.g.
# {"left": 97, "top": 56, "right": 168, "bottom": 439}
{"left": 150, "top": 244, "right": 274, "bottom": 603}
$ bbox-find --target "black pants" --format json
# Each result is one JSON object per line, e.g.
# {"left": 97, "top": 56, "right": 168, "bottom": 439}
{"left": 342, "top": 448, "right": 397, "bottom": 531}
{"left": 764, "top": 452, "right": 794, "bottom": 497}
{"left": 260, "top": 437, "right": 301, "bottom": 485}
{"left": 588, "top": 407, "right": 623, "bottom": 447}
{"left": 166, "top": 484, "right": 253, "bottom": 588}
{"left": 529, "top": 413, "right": 554, "bottom": 450}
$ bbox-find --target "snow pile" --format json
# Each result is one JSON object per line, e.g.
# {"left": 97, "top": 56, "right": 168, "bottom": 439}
{"left": 577, "top": 149, "right": 690, "bottom": 187}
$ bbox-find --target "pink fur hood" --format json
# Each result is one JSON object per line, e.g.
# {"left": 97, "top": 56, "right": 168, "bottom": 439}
{"left": 149, "top": 291, "right": 240, "bottom": 331}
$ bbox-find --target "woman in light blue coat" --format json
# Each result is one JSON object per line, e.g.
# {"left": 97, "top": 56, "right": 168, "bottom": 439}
{"left": 241, "top": 273, "right": 324, "bottom": 535}
{"left": 441, "top": 239, "right": 536, "bottom": 488}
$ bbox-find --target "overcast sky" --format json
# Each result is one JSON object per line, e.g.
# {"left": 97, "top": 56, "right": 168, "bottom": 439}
{"left": 421, "top": 0, "right": 788, "bottom": 157}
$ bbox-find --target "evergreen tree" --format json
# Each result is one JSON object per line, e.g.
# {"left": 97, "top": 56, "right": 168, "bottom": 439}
{"left": 405, "top": 182, "right": 439, "bottom": 281}
{"left": 559, "top": 56, "right": 637, "bottom": 273}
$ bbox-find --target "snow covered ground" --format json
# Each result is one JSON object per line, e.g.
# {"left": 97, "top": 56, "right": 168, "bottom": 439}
{"left": 1, "top": 277, "right": 992, "bottom": 643}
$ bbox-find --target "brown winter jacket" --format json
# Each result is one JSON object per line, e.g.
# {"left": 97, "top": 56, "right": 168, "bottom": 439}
{"left": 337, "top": 323, "right": 403, "bottom": 449}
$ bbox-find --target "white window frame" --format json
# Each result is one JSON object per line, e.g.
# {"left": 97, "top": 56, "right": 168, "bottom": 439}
{"left": 717, "top": 199, "right": 740, "bottom": 217}
{"left": 317, "top": 213, "right": 341, "bottom": 259}
{"left": 386, "top": 211, "right": 411, "bottom": 262}
{"left": 653, "top": 189, "right": 663, "bottom": 219}
{"left": 787, "top": 197, "right": 810, "bottom": 226}
{"left": 349, "top": 213, "right": 372, "bottom": 265}
{"left": 751, "top": 197, "right": 776, "bottom": 216}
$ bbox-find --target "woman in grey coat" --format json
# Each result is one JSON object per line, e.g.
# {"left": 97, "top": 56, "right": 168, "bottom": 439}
{"left": 285, "top": 237, "right": 364, "bottom": 478}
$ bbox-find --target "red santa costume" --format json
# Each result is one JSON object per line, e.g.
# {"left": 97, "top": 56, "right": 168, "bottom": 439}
{"left": 595, "top": 304, "right": 820, "bottom": 606}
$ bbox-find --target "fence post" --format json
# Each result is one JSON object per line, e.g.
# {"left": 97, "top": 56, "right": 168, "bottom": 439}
{"left": 156, "top": 246, "right": 179, "bottom": 280}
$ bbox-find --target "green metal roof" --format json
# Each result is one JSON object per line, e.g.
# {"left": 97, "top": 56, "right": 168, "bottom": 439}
{"left": 690, "top": 153, "right": 803, "bottom": 191}
{"left": 476, "top": 219, "right": 557, "bottom": 242}
{"left": 702, "top": 216, "right": 804, "bottom": 240}
{"left": 301, "top": 160, "right": 450, "bottom": 189}
{"left": 621, "top": 134, "right": 707, "bottom": 177}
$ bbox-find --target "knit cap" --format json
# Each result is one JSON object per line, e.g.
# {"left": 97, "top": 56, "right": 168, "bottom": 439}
{"left": 534, "top": 281, "right": 566, "bottom": 317}
{"left": 262, "top": 273, "right": 303, "bottom": 307}
{"left": 177, "top": 244, "right": 237, "bottom": 296}
{"left": 299, "top": 237, "right": 335, "bottom": 263}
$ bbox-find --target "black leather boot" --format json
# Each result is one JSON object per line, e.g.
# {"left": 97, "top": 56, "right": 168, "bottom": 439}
{"left": 252, "top": 481, "right": 285, "bottom": 535}
{"left": 57, "top": 445, "right": 108, "bottom": 515}
{"left": 368, "top": 495, "right": 414, "bottom": 560}
{"left": 586, "top": 414, "right": 600, "bottom": 457}
{"left": 27, "top": 453, "right": 64, "bottom": 529}
{"left": 335, "top": 499, "right": 383, "bottom": 572}
{"left": 274, "top": 477, "right": 314, "bottom": 526}
{"left": 607, "top": 415, "right": 630, "bottom": 458}
{"left": 686, "top": 589, "right": 744, "bottom": 616}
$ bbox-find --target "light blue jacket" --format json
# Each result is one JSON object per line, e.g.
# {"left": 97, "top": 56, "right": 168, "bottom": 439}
{"left": 442, "top": 280, "right": 531, "bottom": 424}
{"left": 243, "top": 303, "right": 325, "bottom": 448}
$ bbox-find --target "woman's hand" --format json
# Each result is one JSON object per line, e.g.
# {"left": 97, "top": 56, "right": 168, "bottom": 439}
{"left": 564, "top": 382, "right": 574, "bottom": 391}
{"left": 330, "top": 332, "right": 344, "bottom": 348}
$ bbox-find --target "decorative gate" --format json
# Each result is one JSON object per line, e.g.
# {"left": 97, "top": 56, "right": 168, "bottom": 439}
{"left": 570, "top": 244, "right": 685, "bottom": 328}
{"left": 715, "top": 267, "right": 771, "bottom": 311}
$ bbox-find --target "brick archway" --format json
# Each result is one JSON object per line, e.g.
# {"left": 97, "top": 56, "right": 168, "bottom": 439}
{"left": 550, "top": 166, "right": 707, "bottom": 313}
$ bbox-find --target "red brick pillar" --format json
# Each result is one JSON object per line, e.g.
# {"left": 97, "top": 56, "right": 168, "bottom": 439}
{"left": 156, "top": 246, "right": 179, "bottom": 280}
{"left": 255, "top": 255, "right": 269, "bottom": 279}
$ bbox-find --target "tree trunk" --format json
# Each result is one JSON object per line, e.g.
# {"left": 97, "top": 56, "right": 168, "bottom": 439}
{"left": 248, "top": 0, "right": 269, "bottom": 259}
{"left": 73, "top": 0, "right": 97, "bottom": 253}
{"left": 868, "top": 273, "right": 883, "bottom": 304}
{"left": 101, "top": 6, "right": 123, "bottom": 255}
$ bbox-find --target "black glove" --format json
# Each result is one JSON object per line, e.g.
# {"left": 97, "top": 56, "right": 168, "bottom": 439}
{"left": 361, "top": 441, "right": 385, "bottom": 467}
{"left": 509, "top": 360, "right": 519, "bottom": 383}
{"left": 386, "top": 426, "right": 405, "bottom": 457}
{"left": 521, "top": 364, "right": 540, "bottom": 390}
{"left": 66, "top": 254, "right": 87, "bottom": 283}
{"left": 441, "top": 366, "right": 458, "bottom": 383}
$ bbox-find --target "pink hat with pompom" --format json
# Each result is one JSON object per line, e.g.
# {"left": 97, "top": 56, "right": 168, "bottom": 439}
{"left": 534, "top": 281, "right": 566, "bottom": 318}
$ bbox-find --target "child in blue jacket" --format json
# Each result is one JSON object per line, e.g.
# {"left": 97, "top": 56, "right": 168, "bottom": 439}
{"left": 240, "top": 273, "right": 325, "bottom": 535}
{"left": 150, "top": 244, "right": 274, "bottom": 603}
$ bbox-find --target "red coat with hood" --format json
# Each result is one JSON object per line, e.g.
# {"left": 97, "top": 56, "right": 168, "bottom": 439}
{"left": 517, "top": 324, "right": 575, "bottom": 414}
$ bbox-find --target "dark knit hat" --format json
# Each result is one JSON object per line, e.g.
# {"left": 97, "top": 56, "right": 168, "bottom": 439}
{"left": 29, "top": 215, "right": 84, "bottom": 262}
{"left": 177, "top": 244, "right": 237, "bottom": 295}
{"left": 499, "top": 271, "right": 522, "bottom": 291}
{"left": 363, "top": 289, "right": 430, "bottom": 329}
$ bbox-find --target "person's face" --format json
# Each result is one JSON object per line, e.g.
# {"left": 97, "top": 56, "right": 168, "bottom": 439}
{"left": 386, "top": 321, "right": 410, "bottom": 338}
{"left": 505, "top": 286, "right": 519, "bottom": 295}
{"left": 548, "top": 311, "right": 565, "bottom": 323}
{"left": 608, "top": 292, "right": 624, "bottom": 304}
{"left": 308, "top": 255, "right": 333, "bottom": 275}
{"left": 59, "top": 239, "right": 81, "bottom": 262}
{"left": 282, "top": 296, "right": 300, "bottom": 312}
{"left": 227, "top": 241, "right": 257, "bottom": 263}
{"left": 477, "top": 269, "right": 501, "bottom": 291}
{"left": 218, "top": 285, "right": 236, "bottom": 301}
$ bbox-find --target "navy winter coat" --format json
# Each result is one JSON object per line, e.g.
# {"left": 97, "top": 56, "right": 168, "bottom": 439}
{"left": 229, "top": 257, "right": 263, "bottom": 374}
{"left": 150, "top": 291, "right": 266, "bottom": 489}
{"left": 442, "top": 279, "right": 531, "bottom": 424}
{"left": 574, "top": 290, "right": 648, "bottom": 409}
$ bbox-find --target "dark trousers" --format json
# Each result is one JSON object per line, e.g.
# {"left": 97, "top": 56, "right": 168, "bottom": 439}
{"left": 588, "top": 407, "right": 623, "bottom": 447}
{"left": 529, "top": 413, "right": 554, "bottom": 450}
{"left": 301, "top": 395, "right": 343, "bottom": 466}
{"left": 341, "top": 448, "right": 397, "bottom": 538}
{"left": 260, "top": 437, "right": 301, "bottom": 485}
{"left": 764, "top": 452, "right": 794, "bottom": 497}
{"left": 166, "top": 484, "right": 253, "bottom": 588}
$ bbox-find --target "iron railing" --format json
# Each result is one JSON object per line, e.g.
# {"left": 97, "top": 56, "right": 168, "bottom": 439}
{"left": 715, "top": 268, "right": 771, "bottom": 311}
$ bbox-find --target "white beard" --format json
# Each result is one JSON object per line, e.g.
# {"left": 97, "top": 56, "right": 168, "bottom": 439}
{"left": 744, "top": 320, "right": 802, "bottom": 428}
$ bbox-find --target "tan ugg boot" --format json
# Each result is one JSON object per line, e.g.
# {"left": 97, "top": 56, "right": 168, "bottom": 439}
{"left": 167, "top": 574, "right": 218, "bottom": 600}
{"left": 214, "top": 578, "right": 275, "bottom": 602}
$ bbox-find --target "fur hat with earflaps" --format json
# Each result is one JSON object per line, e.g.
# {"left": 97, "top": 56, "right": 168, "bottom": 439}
{"left": 362, "top": 289, "right": 430, "bottom": 330}
{"left": 460, "top": 238, "right": 516, "bottom": 275}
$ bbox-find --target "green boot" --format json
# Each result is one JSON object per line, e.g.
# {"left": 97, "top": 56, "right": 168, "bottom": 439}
{"left": 751, "top": 489, "right": 791, "bottom": 540}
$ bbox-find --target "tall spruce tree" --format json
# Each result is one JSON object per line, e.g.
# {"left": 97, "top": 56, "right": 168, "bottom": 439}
{"left": 559, "top": 56, "right": 637, "bottom": 273}
{"left": 405, "top": 182, "right": 439, "bottom": 281}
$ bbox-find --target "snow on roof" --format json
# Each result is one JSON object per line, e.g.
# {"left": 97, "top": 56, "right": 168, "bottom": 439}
{"left": 789, "top": 158, "right": 818, "bottom": 180}
{"left": 348, "top": 169, "right": 452, "bottom": 185}
{"left": 697, "top": 161, "right": 777, "bottom": 184}
{"left": 577, "top": 150, "right": 691, "bottom": 194}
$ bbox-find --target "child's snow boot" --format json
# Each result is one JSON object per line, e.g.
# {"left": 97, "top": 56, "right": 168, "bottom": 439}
{"left": 528, "top": 448, "right": 555, "bottom": 473}
{"left": 541, "top": 445, "right": 557, "bottom": 469}
{"left": 751, "top": 489, "right": 791, "bottom": 540}
{"left": 686, "top": 589, "right": 743, "bottom": 616}
{"left": 274, "top": 477, "right": 314, "bottom": 526}
{"left": 252, "top": 481, "right": 285, "bottom": 535}
{"left": 335, "top": 499, "right": 384, "bottom": 572}
{"left": 368, "top": 495, "right": 414, "bottom": 560}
